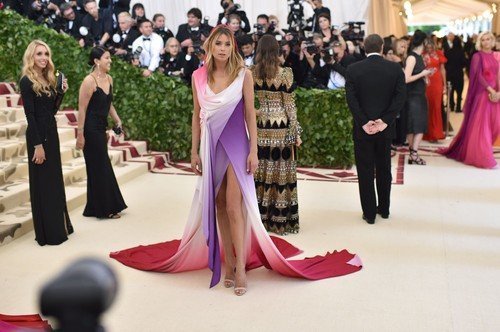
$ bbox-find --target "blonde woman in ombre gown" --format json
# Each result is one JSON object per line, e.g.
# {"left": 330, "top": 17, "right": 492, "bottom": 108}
{"left": 110, "top": 26, "right": 362, "bottom": 296}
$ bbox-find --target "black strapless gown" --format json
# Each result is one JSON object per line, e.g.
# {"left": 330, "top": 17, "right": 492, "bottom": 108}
{"left": 83, "top": 85, "right": 127, "bottom": 218}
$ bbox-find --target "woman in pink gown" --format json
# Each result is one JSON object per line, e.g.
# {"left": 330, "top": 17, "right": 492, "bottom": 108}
{"left": 110, "top": 26, "right": 362, "bottom": 295}
{"left": 440, "top": 31, "right": 500, "bottom": 168}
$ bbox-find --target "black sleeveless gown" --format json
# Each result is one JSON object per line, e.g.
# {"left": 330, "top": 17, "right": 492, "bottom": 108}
{"left": 82, "top": 81, "right": 127, "bottom": 218}
{"left": 20, "top": 76, "right": 74, "bottom": 246}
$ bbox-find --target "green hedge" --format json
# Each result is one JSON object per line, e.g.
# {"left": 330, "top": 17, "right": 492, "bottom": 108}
{"left": 0, "top": 9, "right": 354, "bottom": 167}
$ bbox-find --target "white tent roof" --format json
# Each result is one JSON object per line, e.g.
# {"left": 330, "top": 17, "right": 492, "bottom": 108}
{"left": 407, "top": 0, "right": 498, "bottom": 25}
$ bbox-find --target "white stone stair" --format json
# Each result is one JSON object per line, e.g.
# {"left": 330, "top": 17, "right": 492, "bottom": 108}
{"left": 0, "top": 82, "right": 169, "bottom": 246}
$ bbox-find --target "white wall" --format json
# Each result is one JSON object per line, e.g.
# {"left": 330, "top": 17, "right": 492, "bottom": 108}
{"left": 130, "top": 0, "right": 370, "bottom": 35}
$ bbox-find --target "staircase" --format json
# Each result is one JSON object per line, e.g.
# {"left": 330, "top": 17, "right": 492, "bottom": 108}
{"left": 0, "top": 82, "right": 170, "bottom": 246}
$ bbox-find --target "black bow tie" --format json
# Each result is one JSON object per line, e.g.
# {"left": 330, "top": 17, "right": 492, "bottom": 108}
{"left": 143, "top": 37, "right": 151, "bottom": 41}
{"left": 244, "top": 55, "right": 253, "bottom": 59}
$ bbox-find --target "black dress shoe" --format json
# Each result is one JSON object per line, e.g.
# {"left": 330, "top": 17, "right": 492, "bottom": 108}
{"left": 377, "top": 209, "right": 389, "bottom": 219}
{"left": 362, "top": 215, "right": 375, "bottom": 224}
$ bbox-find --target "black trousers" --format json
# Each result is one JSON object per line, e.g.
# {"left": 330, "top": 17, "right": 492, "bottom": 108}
{"left": 449, "top": 76, "right": 464, "bottom": 112}
{"left": 354, "top": 136, "right": 392, "bottom": 219}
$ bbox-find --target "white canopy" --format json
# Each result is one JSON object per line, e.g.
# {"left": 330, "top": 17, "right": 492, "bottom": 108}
{"left": 408, "top": 0, "right": 497, "bottom": 25}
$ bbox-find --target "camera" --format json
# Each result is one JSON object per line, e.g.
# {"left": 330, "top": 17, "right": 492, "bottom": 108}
{"left": 132, "top": 46, "right": 143, "bottom": 61}
{"left": 341, "top": 21, "right": 366, "bottom": 43}
{"left": 305, "top": 40, "right": 319, "bottom": 54}
{"left": 287, "top": 0, "right": 307, "bottom": 32}
{"left": 40, "top": 258, "right": 118, "bottom": 332}
{"left": 34, "top": 0, "right": 59, "bottom": 29}
{"left": 79, "top": 26, "right": 98, "bottom": 47}
{"left": 321, "top": 46, "right": 335, "bottom": 63}
{"left": 253, "top": 23, "right": 265, "bottom": 36}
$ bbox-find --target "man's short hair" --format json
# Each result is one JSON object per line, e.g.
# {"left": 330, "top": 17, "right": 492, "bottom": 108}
{"left": 239, "top": 34, "right": 254, "bottom": 47}
{"left": 137, "top": 18, "right": 152, "bottom": 28}
{"left": 257, "top": 14, "right": 269, "bottom": 23}
{"left": 364, "top": 34, "right": 384, "bottom": 54}
{"left": 83, "top": 0, "right": 96, "bottom": 6}
{"left": 187, "top": 8, "right": 202, "bottom": 20}
{"left": 60, "top": 3, "right": 73, "bottom": 13}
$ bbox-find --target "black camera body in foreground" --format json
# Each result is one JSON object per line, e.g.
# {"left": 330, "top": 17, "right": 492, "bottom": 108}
{"left": 40, "top": 258, "right": 118, "bottom": 332}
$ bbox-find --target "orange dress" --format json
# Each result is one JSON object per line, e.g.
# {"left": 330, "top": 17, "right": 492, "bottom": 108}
{"left": 423, "top": 50, "right": 447, "bottom": 141}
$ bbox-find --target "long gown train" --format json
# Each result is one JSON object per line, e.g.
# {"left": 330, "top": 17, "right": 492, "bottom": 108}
{"left": 110, "top": 67, "right": 362, "bottom": 287}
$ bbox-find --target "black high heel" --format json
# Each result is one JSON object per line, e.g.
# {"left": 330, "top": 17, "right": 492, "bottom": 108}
{"left": 408, "top": 148, "right": 426, "bottom": 165}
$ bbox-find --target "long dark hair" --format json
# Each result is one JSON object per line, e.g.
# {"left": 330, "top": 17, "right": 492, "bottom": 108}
{"left": 132, "top": 3, "right": 145, "bottom": 20}
{"left": 254, "top": 35, "right": 280, "bottom": 81}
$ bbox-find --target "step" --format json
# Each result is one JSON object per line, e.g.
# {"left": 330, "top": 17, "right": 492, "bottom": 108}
{"left": 0, "top": 94, "right": 22, "bottom": 108}
{"left": 0, "top": 122, "right": 27, "bottom": 140}
{"left": 0, "top": 139, "right": 25, "bottom": 162}
{"left": 0, "top": 159, "right": 28, "bottom": 186}
{"left": 0, "top": 107, "right": 25, "bottom": 124}
{"left": 0, "top": 161, "right": 148, "bottom": 246}
{"left": 0, "top": 149, "right": 126, "bottom": 213}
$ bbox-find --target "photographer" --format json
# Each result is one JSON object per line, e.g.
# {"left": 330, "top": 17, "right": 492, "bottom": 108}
{"left": 252, "top": 14, "right": 269, "bottom": 41}
{"left": 268, "top": 15, "right": 287, "bottom": 39}
{"left": 153, "top": 13, "right": 174, "bottom": 44}
{"left": 176, "top": 8, "right": 212, "bottom": 52}
{"left": 317, "top": 13, "right": 340, "bottom": 45}
{"left": 81, "top": 0, "right": 113, "bottom": 46}
{"left": 305, "top": 0, "right": 330, "bottom": 33}
{"left": 160, "top": 37, "right": 198, "bottom": 84}
{"left": 60, "top": 2, "right": 85, "bottom": 46}
{"left": 217, "top": 0, "right": 250, "bottom": 33}
{"left": 280, "top": 41, "right": 304, "bottom": 85}
{"left": 28, "top": 0, "right": 62, "bottom": 29}
{"left": 131, "top": 18, "right": 163, "bottom": 77}
{"left": 313, "top": 41, "right": 356, "bottom": 90}
{"left": 300, "top": 35, "right": 326, "bottom": 88}
{"left": 111, "top": 11, "right": 140, "bottom": 58}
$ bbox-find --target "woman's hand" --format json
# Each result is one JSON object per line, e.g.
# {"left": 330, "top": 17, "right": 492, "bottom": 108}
{"left": 32, "top": 145, "right": 46, "bottom": 165}
{"left": 191, "top": 153, "right": 202, "bottom": 175}
{"left": 246, "top": 152, "right": 258, "bottom": 175}
{"left": 76, "top": 132, "right": 85, "bottom": 150}
{"left": 296, "top": 136, "right": 302, "bottom": 147}
{"left": 62, "top": 78, "right": 69, "bottom": 93}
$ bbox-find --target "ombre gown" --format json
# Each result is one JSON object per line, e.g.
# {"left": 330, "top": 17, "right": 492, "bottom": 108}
{"left": 440, "top": 51, "right": 500, "bottom": 169}
{"left": 110, "top": 67, "right": 362, "bottom": 287}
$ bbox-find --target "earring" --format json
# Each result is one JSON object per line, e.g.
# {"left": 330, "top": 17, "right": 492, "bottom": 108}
{"left": 97, "top": 63, "right": 100, "bottom": 78}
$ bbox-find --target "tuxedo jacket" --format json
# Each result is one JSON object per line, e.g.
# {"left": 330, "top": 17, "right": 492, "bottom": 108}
{"left": 345, "top": 54, "right": 406, "bottom": 140}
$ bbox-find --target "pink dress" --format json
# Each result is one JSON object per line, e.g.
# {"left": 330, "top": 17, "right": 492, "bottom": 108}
{"left": 109, "top": 67, "right": 362, "bottom": 287}
{"left": 440, "top": 51, "right": 500, "bottom": 168}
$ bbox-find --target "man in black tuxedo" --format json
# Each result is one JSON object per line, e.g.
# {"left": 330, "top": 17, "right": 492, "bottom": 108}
{"left": 345, "top": 34, "right": 406, "bottom": 224}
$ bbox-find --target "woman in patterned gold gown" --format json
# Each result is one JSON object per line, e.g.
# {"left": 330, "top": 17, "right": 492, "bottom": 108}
{"left": 252, "top": 35, "right": 303, "bottom": 235}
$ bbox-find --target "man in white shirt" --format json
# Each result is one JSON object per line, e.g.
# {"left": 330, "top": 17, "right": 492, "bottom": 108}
{"left": 131, "top": 19, "right": 164, "bottom": 77}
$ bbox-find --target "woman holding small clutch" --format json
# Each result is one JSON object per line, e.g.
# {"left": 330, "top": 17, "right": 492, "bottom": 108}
{"left": 77, "top": 46, "right": 127, "bottom": 219}
{"left": 20, "top": 40, "right": 73, "bottom": 245}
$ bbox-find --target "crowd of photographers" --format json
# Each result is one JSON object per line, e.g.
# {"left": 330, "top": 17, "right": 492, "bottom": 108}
{"left": 2, "top": 0, "right": 370, "bottom": 88}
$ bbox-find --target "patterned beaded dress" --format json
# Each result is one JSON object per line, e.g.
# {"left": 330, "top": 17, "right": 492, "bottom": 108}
{"left": 252, "top": 67, "right": 302, "bottom": 235}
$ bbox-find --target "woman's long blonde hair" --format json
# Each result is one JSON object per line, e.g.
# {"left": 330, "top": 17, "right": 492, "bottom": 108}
{"left": 476, "top": 31, "right": 495, "bottom": 51}
{"left": 203, "top": 25, "right": 244, "bottom": 85}
{"left": 21, "top": 40, "right": 56, "bottom": 96}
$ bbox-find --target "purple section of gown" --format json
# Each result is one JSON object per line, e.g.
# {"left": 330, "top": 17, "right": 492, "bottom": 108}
{"left": 206, "top": 99, "right": 246, "bottom": 287}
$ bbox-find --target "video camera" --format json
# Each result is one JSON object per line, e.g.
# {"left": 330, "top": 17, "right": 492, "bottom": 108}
{"left": 341, "top": 21, "right": 366, "bottom": 43}
{"left": 253, "top": 23, "right": 266, "bottom": 37}
{"left": 287, "top": 0, "right": 307, "bottom": 32}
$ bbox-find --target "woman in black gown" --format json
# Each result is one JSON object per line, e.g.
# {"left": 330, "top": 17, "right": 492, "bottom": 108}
{"left": 20, "top": 40, "right": 73, "bottom": 246}
{"left": 76, "top": 47, "right": 127, "bottom": 219}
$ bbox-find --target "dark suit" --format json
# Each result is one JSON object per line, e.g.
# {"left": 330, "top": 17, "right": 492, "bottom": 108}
{"left": 345, "top": 54, "right": 406, "bottom": 220}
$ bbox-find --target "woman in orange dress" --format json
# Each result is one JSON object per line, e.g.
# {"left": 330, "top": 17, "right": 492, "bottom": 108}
{"left": 423, "top": 39, "right": 447, "bottom": 142}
